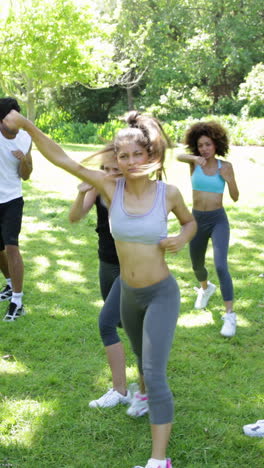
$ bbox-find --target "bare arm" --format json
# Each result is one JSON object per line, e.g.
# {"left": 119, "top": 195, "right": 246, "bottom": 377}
{"left": 220, "top": 162, "right": 239, "bottom": 202}
{"left": 12, "top": 145, "right": 33, "bottom": 180}
{"left": 3, "top": 110, "right": 109, "bottom": 195}
{"left": 159, "top": 185, "right": 197, "bottom": 253}
{"left": 177, "top": 153, "right": 207, "bottom": 167}
{"left": 69, "top": 183, "right": 97, "bottom": 223}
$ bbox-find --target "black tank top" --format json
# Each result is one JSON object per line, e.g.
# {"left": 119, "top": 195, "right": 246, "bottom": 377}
{"left": 95, "top": 196, "right": 119, "bottom": 265}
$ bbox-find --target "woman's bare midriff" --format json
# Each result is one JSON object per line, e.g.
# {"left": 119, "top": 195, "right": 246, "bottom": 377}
{"left": 193, "top": 190, "right": 223, "bottom": 211}
{"left": 115, "top": 240, "right": 170, "bottom": 288}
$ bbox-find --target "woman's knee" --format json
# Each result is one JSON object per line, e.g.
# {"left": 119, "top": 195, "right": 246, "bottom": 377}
{"left": 99, "top": 317, "right": 120, "bottom": 346}
{"left": 215, "top": 262, "right": 228, "bottom": 280}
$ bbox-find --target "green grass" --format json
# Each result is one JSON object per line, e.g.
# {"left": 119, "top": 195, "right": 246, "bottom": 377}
{"left": 0, "top": 144, "right": 264, "bottom": 467}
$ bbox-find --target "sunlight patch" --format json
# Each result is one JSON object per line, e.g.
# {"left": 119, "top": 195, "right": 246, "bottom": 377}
{"left": 33, "top": 256, "right": 50, "bottom": 275}
{"left": 0, "top": 359, "right": 28, "bottom": 375}
{"left": 36, "top": 282, "right": 54, "bottom": 292}
{"left": 55, "top": 269, "right": 86, "bottom": 283}
{"left": 93, "top": 299, "right": 104, "bottom": 308}
{"left": 237, "top": 316, "right": 251, "bottom": 328}
{"left": 69, "top": 238, "right": 87, "bottom": 246}
{"left": 23, "top": 221, "right": 54, "bottom": 234}
{"left": 178, "top": 311, "right": 214, "bottom": 328}
{"left": 51, "top": 307, "right": 76, "bottom": 316}
{"left": 53, "top": 249, "right": 74, "bottom": 257}
{"left": 125, "top": 366, "right": 139, "bottom": 380}
{"left": 57, "top": 259, "right": 82, "bottom": 269}
{"left": 0, "top": 399, "right": 54, "bottom": 447}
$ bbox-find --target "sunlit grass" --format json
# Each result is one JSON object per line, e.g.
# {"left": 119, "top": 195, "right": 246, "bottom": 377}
{"left": 0, "top": 400, "right": 55, "bottom": 448}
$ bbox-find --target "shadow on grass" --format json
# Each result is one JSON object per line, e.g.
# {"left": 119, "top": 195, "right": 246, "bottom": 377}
{"left": 0, "top": 184, "right": 263, "bottom": 467}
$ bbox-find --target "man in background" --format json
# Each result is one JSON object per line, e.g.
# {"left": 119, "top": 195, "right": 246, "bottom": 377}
{"left": 0, "top": 97, "right": 32, "bottom": 321}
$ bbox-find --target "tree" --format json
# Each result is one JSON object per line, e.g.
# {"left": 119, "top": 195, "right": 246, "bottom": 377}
{"left": 0, "top": 0, "right": 119, "bottom": 121}
{"left": 52, "top": 83, "right": 127, "bottom": 123}
{"left": 106, "top": 0, "right": 264, "bottom": 117}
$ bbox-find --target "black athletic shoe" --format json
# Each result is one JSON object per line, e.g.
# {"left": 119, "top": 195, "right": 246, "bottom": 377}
{"left": 3, "top": 302, "right": 26, "bottom": 322}
{"left": 0, "top": 284, "right": 12, "bottom": 302}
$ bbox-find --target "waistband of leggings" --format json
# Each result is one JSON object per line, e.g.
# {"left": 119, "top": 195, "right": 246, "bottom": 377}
{"left": 192, "top": 207, "right": 225, "bottom": 216}
{"left": 120, "top": 273, "right": 176, "bottom": 293}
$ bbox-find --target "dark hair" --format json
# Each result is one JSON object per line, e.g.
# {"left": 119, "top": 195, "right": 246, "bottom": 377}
{"left": 0, "top": 97, "right": 21, "bottom": 120}
{"left": 113, "top": 111, "right": 171, "bottom": 180}
{"left": 184, "top": 121, "right": 229, "bottom": 157}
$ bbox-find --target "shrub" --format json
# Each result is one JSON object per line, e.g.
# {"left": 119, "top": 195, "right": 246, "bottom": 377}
{"left": 238, "top": 63, "right": 264, "bottom": 117}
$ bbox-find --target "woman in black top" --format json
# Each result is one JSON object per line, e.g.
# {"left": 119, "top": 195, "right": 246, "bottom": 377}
{"left": 69, "top": 153, "right": 134, "bottom": 409}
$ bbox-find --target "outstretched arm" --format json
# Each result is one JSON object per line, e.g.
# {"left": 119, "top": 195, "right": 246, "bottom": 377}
{"left": 3, "top": 110, "right": 107, "bottom": 194}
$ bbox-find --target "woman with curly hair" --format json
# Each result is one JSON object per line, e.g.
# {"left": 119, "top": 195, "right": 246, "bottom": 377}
{"left": 178, "top": 121, "right": 239, "bottom": 337}
{"left": 3, "top": 109, "right": 197, "bottom": 468}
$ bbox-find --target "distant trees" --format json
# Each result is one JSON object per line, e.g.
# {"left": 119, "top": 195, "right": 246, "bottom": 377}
{"left": 0, "top": 0, "right": 263, "bottom": 122}
{"left": 0, "top": 0, "right": 119, "bottom": 121}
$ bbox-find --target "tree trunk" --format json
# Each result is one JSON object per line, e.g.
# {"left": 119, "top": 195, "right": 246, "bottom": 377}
{"left": 26, "top": 77, "right": 36, "bottom": 122}
{"left": 127, "top": 87, "right": 134, "bottom": 111}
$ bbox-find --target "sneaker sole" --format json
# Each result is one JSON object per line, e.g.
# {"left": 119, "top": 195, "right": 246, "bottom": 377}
{"left": 127, "top": 407, "right": 149, "bottom": 417}
{"left": 0, "top": 296, "right": 12, "bottom": 302}
{"left": 3, "top": 310, "right": 26, "bottom": 322}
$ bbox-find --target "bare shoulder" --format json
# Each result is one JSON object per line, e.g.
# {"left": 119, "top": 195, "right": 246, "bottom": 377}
{"left": 221, "top": 159, "right": 232, "bottom": 168}
{"left": 165, "top": 183, "right": 185, "bottom": 210}
{"left": 165, "top": 183, "right": 181, "bottom": 199}
{"left": 102, "top": 174, "right": 119, "bottom": 203}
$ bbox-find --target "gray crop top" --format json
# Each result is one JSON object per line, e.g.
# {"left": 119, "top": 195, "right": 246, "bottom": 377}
{"left": 109, "top": 177, "right": 168, "bottom": 244}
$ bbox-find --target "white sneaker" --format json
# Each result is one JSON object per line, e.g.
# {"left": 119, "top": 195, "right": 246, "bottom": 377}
{"left": 126, "top": 391, "right": 149, "bottom": 417}
{"left": 220, "top": 312, "right": 237, "bottom": 337}
{"left": 134, "top": 458, "right": 172, "bottom": 468}
{"left": 89, "top": 388, "right": 130, "bottom": 408}
{"left": 243, "top": 420, "right": 264, "bottom": 437}
{"left": 194, "top": 282, "right": 216, "bottom": 309}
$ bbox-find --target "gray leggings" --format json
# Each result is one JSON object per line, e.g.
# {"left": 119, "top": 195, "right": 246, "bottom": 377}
{"left": 190, "top": 208, "right": 233, "bottom": 301}
{"left": 120, "top": 274, "right": 180, "bottom": 425}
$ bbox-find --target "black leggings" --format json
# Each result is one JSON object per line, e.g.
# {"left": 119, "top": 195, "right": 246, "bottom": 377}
{"left": 190, "top": 208, "right": 233, "bottom": 301}
{"left": 98, "top": 260, "right": 121, "bottom": 347}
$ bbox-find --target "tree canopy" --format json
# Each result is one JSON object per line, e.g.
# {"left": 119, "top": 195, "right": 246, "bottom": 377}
{"left": 0, "top": 0, "right": 263, "bottom": 121}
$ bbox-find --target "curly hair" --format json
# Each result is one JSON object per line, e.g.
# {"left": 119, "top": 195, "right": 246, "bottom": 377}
{"left": 184, "top": 121, "right": 229, "bottom": 157}
{"left": 0, "top": 97, "right": 20, "bottom": 120}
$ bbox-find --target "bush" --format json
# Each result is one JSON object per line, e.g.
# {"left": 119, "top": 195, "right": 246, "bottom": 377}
{"left": 36, "top": 110, "right": 98, "bottom": 143}
{"left": 96, "top": 119, "right": 125, "bottom": 143}
{"left": 238, "top": 63, "right": 264, "bottom": 117}
{"left": 213, "top": 96, "right": 243, "bottom": 116}
{"left": 36, "top": 109, "right": 263, "bottom": 147}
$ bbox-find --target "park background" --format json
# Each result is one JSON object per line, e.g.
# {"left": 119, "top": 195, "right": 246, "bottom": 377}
{"left": 0, "top": 0, "right": 264, "bottom": 467}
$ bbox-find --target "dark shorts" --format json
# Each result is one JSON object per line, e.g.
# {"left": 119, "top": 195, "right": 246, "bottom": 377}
{"left": 0, "top": 197, "right": 24, "bottom": 250}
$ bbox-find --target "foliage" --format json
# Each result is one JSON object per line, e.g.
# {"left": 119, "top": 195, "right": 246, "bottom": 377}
{"left": 36, "top": 110, "right": 264, "bottom": 147}
{"left": 52, "top": 83, "right": 127, "bottom": 123}
{"left": 36, "top": 111, "right": 126, "bottom": 144}
{"left": 1, "top": 0, "right": 264, "bottom": 121}
{"left": 0, "top": 0, "right": 119, "bottom": 121}
{"left": 107, "top": 0, "right": 264, "bottom": 118}
{"left": 238, "top": 63, "right": 264, "bottom": 117}
{"left": 145, "top": 87, "right": 214, "bottom": 121}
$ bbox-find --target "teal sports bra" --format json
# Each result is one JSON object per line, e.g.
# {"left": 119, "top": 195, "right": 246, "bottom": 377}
{"left": 191, "top": 159, "right": 225, "bottom": 194}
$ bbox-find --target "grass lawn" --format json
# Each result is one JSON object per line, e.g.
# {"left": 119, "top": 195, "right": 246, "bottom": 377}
{"left": 0, "top": 143, "right": 263, "bottom": 467}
